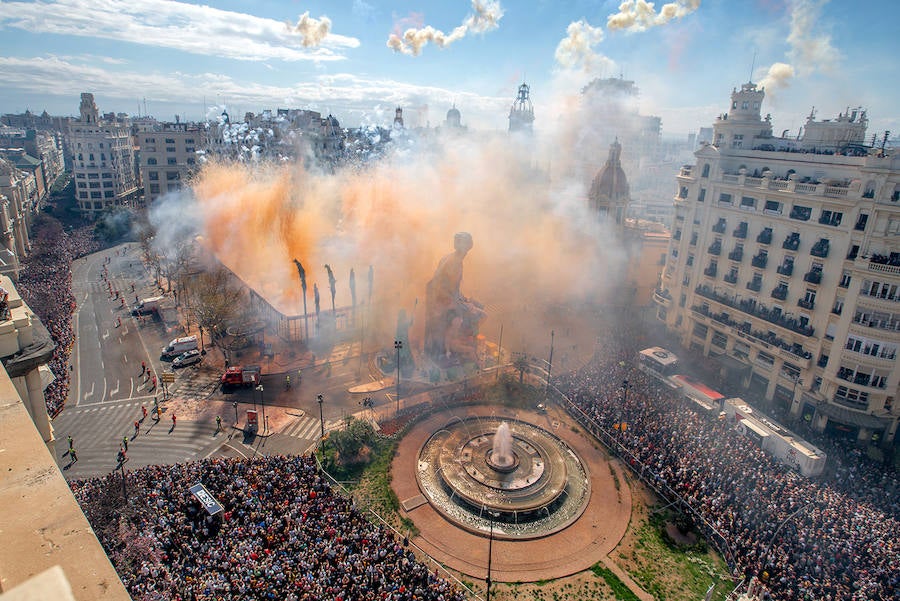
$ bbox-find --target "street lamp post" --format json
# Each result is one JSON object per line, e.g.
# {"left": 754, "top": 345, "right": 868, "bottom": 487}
{"left": 232, "top": 401, "right": 238, "bottom": 426}
{"left": 317, "top": 394, "right": 325, "bottom": 443}
{"left": 394, "top": 340, "right": 403, "bottom": 415}
{"left": 256, "top": 384, "right": 265, "bottom": 433}
{"left": 486, "top": 511, "right": 498, "bottom": 601}
{"left": 546, "top": 330, "right": 555, "bottom": 392}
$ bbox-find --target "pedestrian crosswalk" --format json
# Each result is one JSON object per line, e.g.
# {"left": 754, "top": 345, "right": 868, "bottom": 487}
{"left": 278, "top": 415, "right": 343, "bottom": 441}
{"left": 53, "top": 399, "right": 225, "bottom": 480}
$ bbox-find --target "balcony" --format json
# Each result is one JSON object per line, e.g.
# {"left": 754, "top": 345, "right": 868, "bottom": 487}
{"left": 782, "top": 235, "right": 800, "bottom": 251}
{"left": 708, "top": 242, "right": 722, "bottom": 256}
{"left": 771, "top": 286, "right": 788, "bottom": 301}
{"left": 704, "top": 265, "right": 718, "bottom": 278}
{"left": 733, "top": 225, "right": 748, "bottom": 239}
{"left": 777, "top": 264, "right": 794, "bottom": 276}
{"left": 751, "top": 254, "right": 768, "bottom": 269}
{"left": 653, "top": 288, "right": 673, "bottom": 307}
{"left": 728, "top": 248, "right": 744, "bottom": 262}
{"left": 712, "top": 220, "right": 727, "bottom": 234}
{"left": 756, "top": 229, "right": 772, "bottom": 245}
{"left": 747, "top": 280, "right": 762, "bottom": 292}
{"left": 798, "top": 298, "right": 815, "bottom": 310}
{"left": 803, "top": 270, "right": 822, "bottom": 284}
{"left": 724, "top": 273, "right": 738, "bottom": 284}
{"left": 694, "top": 284, "right": 815, "bottom": 338}
{"left": 810, "top": 240, "right": 829, "bottom": 258}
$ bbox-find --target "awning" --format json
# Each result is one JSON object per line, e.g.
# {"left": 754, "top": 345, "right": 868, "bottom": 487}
{"left": 715, "top": 353, "right": 753, "bottom": 375}
{"left": 817, "top": 402, "right": 893, "bottom": 430}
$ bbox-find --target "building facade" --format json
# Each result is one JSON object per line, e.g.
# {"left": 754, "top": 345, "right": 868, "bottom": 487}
{"left": 138, "top": 122, "right": 205, "bottom": 205}
{"left": 67, "top": 93, "right": 138, "bottom": 217}
{"left": 0, "top": 158, "right": 33, "bottom": 280}
{"left": 656, "top": 82, "right": 900, "bottom": 444}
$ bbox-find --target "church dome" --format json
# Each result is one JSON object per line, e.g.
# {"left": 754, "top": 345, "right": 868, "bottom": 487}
{"left": 589, "top": 140, "right": 629, "bottom": 202}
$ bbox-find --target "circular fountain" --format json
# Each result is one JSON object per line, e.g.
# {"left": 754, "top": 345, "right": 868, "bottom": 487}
{"left": 416, "top": 416, "right": 590, "bottom": 539}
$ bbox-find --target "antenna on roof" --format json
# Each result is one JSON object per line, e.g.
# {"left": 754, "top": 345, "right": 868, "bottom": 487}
{"left": 749, "top": 50, "right": 757, "bottom": 83}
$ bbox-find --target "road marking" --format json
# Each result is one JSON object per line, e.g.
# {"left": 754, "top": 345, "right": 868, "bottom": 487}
{"left": 102, "top": 329, "right": 110, "bottom": 340}
{"left": 83, "top": 382, "right": 94, "bottom": 401}
{"left": 110, "top": 379, "right": 119, "bottom": 397}
{"left": 123, "top": 354, "right": 128, "bottom": 363}
{"left": 129, "top": 378, "right": 134, "bottom": 398}
{"left": 74, "top": 310, "right": 81, "bottom": 406}
{"left": 101, "top": 377, "right": 107, "bottom": 402}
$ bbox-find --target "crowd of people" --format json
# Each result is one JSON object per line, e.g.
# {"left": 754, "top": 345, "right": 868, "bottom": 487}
{"left": 556, "top": 325, "right": 898, "bottom": 601}
{"left": 72, "top": 455, "right": 468, "bottom": 601}
{"left": 17, "top": 219, "right": 99, "bottom": 417}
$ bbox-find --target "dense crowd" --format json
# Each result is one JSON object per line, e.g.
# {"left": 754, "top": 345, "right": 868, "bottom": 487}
{"left": 556, "top": 325, "right": 899, "bottom": 601}
{"left": 17, "top": 220, "right": 99, "bottom": 416}
{"left": 72, "top": 455, "right": 468, "bottom": 601}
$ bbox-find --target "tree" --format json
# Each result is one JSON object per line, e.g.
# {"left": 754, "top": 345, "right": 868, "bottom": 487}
{"left": 513, "top": 354, "right": 529, "bottom": 383}
{"left": 328, "top": 417, "right": 376, "bottom": 465}
{"left": 186, "top": 266, "right": 244, "bottom": 348}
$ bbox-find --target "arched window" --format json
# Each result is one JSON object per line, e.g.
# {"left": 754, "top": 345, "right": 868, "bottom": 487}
{"left": 701, "top": 164, "right": 710, "bottom": 178}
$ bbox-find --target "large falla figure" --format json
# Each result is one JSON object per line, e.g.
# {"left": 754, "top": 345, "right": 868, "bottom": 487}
{"left": 424, "top": 232, "right": 484, "bottom": 364}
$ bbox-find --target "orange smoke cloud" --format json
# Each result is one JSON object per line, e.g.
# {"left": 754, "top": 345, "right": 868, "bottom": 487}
{"left": 189, "top": 134, "right": 623, "bottom": 346}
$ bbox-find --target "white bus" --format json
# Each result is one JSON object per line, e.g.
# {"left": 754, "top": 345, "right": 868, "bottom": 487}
{"left": 638, "top": 347, "right": 680, "bottom": 385}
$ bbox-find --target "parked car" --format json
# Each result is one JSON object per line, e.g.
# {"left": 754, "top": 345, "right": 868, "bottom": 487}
{"left": 172, "top": 349, "right": 202, "bottom": 368}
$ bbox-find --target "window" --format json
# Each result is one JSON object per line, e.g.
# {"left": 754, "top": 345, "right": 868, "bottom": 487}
{"left": 167, "top": 157, "right": 177, "bottom": 165}
{"left": 764, "top": 200, "right": 781, "bottom": 214}
{"left": 147, "top": 158, "right": 157, "bottom": 165}
{"left": 698, "top": 188, "right": 706, "bottom": 202}
{"left": 149, "top": 183, "right": 160, "bottom": 194}
{"left": 711, "top": 331, "right": 728, "bottom": 349}
{"left": 790, "top": 205, "right": 812, "bottom": 221}
{"left": 145, "top": 137, "right": 156, "bottom": 143}
{"left": 756, "top": 351, "right": 774, "bottom": 366}
{"left": 90, "top": 191, "right": 101, "bottom": 199}
{"left": 104, "top": 190, "right": 114, "bottom": 198}
{"left": 819, "top": 210, "right": 842, "bottom": 226}
{"left": 76, "top": 182, "right": 86, "bottom": 189}
{"left": 185, "top": 138, "right": 194, "bottom": 144}
{"left": 833, "top": 386, "right": 868, "bottom": 410}
{"left": 701, "top": 164, "right": 710, "bottom": 178}
{"left": 741, "top": 101, "right": 749, "bottom": 110}
{"left": 166, "top": 171, "right": 179, "bottom": 181}
{"left": 103, "top": 181, "right": 112, "bottom": 188}
{"left": 679, "top": 186, "right": 689, "bottom": 199}
{"left": 731, "top": 134, "right": 744, "bottom": 149}
{"left": 164, "top": 138, "right": 175, "bottom": 144}
{"left": 719, "top": 193, "right": 733, "bottom": 204}
{"left": 740, "top": 196, "right": 756, "bottom": 210}
{"left": 187, "top": 158, "right": 196, "bottom": 165}
{"left": 692, "top": 323, "right": 708, "bottom": 339}
{"left": 839, "top": 271, "right": 851, "bottom": 288}
{"left": 148, "top": 172, "right": 159, "bottom": 181}
{"left": 855, "top": 214, "right": 869, "bottom": 231}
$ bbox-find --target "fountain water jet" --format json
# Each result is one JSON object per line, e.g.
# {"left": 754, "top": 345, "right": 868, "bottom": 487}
{"left": 491, "top": 422, "right": 515, "bottom": 468}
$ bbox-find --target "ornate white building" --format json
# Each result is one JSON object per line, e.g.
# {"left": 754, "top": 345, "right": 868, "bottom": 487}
{"left": 656, "top": 82, "right": 900, "bottom": 444}
{"left": 67, "top": 93, "right": 138, "bottom": 217}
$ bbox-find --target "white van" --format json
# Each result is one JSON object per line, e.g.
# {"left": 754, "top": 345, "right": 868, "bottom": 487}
{"left": 161, "top": 335, "right": 199, "bottom": 359}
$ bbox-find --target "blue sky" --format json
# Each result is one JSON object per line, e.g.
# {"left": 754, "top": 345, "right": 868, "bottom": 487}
{"left": 0, "top": 0, "right": 896, "bottom": 136}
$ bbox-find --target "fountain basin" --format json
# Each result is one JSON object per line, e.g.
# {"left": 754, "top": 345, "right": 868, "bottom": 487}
{"left": 416, "top": 416, "right": 590, "bottom": 540}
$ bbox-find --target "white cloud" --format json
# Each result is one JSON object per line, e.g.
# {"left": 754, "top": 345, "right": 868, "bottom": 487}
{"left": 0, "top": 0, "right": 359, "bottom": 62}
{"left": 606, "top": 0, "right": 701, "bottom": 32}
{"left": 0, "top": 54, "right": 508, "bottom": 128}
{"left": 387, "top": 0, "right": 504, "bottom": 56}
{"left": 554, "top": 20, "right": 615, "bottom": 75}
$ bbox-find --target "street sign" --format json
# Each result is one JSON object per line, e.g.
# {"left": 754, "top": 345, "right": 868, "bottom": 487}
{"left": 189, "top": 483, "right": 223, "bottom": 515}
{"left": 160, "top": 372, "right": 176, "bottom": 383}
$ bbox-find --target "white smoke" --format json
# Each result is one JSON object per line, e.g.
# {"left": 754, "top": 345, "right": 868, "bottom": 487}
{"left": 606, "top": 0, "right": 701, "bottom": 32}
{"left": 288, "top": 11, "right": 332, "bottom": 48}
{"left": 755, "top": 0, "right": 840, "bottom": 95}
{"left": 387, "top": 0, "right": 504, "bottom": 56}
{"left": 758, "top": 62, "right": 795, "bottom": 93}
{"left": 786, "top": 0, "right": 840, "bottom": 75}
{"left": 554, "top": 20, "right": 616, "bottom": 75}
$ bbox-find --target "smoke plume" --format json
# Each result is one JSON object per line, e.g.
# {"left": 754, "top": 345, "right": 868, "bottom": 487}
{"left": 758, "top": 62, "right": 795, "bottom": 93}
{"left": 387, "top": 0, "right": 504, "bottom": 56}
{"left": 606, "top": 0, "right": 701, "bottom": 32}
{"left": 786, "top": 0, "right": 840, "bottom": 75}
{"left": 554, "top": 20, "right": 616, "bottom": 74}
{"left": 186, "top": 131, "right": 624, "bottom": 355}
{"left": 288, "top": 11, "right": 332, "bottom": 48}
